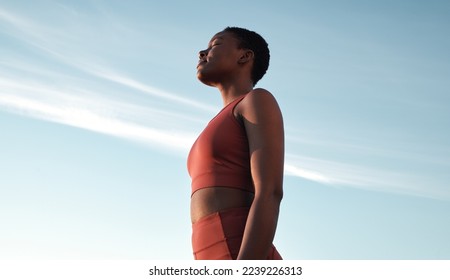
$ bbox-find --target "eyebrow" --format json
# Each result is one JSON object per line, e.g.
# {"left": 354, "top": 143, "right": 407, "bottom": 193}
{"left": 209, "top": 36, "right": 223, "bottom": 44}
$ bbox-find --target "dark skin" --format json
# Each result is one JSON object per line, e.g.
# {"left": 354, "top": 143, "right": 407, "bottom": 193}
{"left": 192, "top": 31, "right": 284, "bottom": 259}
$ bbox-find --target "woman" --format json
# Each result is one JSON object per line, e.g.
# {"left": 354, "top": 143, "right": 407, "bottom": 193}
{"left": 187, "top": 27, "right": 284, "bottom": 260}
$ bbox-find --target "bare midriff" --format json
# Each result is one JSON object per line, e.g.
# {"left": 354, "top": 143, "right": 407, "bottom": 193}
{"left": 190, "top": 187, "right": 254, "bottom": 223}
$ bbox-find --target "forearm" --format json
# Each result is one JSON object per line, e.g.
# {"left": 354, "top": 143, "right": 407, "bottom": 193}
{"left": 237, "top": 194, "right": 281, "bottom": 259}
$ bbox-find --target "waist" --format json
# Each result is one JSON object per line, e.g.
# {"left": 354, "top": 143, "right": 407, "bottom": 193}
{"left": 191, "top": 172, "right": 254, "bottom": 195}
{"left": 190, "top": 187, "right": 254, "bottom": 223}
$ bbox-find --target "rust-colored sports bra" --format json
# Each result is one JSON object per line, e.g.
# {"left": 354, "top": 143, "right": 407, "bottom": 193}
{"left": 187, "top": 94, "right": 254, "bottom": 195}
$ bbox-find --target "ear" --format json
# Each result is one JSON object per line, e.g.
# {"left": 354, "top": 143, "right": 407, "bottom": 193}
{"left": 238, "top": 49, "right": 254, "bottom": 64}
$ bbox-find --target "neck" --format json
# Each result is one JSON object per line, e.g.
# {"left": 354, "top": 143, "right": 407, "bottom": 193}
{"left": 217, "top": 81, "right": 254, "bottom": 106}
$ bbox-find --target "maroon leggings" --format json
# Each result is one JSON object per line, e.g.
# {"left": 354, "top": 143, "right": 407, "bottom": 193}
{"left": 192, "top": 207, "right": 282, "bottom": 260}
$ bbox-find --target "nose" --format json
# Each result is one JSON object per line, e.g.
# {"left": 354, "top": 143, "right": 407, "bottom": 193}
{"left": 198, "top": 49, "right": 207, "bottom": 60}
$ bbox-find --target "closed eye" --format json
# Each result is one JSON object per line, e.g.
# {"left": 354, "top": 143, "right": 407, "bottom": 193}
{"left": 208, "top": 39, "right": 222, "bottom": 48}
{"left": 205, "top": 43, "right": 220, "bottom": 52}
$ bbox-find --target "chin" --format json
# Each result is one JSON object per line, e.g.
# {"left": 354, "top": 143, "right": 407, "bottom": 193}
{"left": 197, "top": 73, "right": 215, "bottom": 87}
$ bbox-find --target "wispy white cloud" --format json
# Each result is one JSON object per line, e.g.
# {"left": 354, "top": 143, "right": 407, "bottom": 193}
{"left": 87, "top": 68, "right": 216, "bottom": 113}
{"left": 285, "top": 154, "right": 450, "bottom": 201}
{"left": 286, "top": 132, "right": 450, "bottom": 168}
{"left": 0, "top": 91, "right": 196, "bottom": 152}
{"left": 1, "top": 7, "right": 214, "bottom": 110}
{"left": 284, "top": 163, "right": 333, "bottom": 184}
{"left": 0, "top": 6, "right": 204, "bottom": 151}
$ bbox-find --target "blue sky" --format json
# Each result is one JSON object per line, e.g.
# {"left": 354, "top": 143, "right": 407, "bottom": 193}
{"left": 1, "top": 0, "right": 449, "bottom": 259}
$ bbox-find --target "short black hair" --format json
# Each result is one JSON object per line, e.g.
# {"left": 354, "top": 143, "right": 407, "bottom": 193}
{"left": 223, "top": 27, "right": 270, "bottom": 86}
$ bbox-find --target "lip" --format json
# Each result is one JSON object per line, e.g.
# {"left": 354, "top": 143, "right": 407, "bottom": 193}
{"left": 197, "top": 60, "right": 206, "bottom": 68}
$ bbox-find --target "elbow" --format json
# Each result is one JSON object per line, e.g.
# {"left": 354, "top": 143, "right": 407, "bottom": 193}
{"left": 255, "top": 183, "right": 283, "bottom": 205}
{"left": 270, "top": 178, "right": 284, "bottom": 203}
{"left": 273, "top": 186, "right": 283, "bottom": 204}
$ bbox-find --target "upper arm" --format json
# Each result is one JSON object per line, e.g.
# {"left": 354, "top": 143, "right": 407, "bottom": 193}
{"left": 239, "top": 89, "right": 284, "bottom": 197}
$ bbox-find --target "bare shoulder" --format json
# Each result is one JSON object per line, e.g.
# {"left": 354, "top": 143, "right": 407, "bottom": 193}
{"left": 245, "top": 88, "right": 277, "bottom": 104}
{"left": 238, "top": 88, "right": 282, "bottom": 121}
